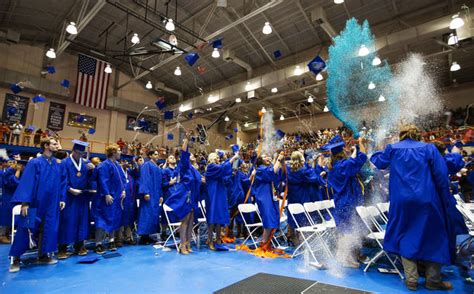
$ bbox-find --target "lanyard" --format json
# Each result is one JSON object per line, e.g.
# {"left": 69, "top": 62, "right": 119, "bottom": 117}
{"left": 70, "top": 154, "right": 82, "bottom": 172}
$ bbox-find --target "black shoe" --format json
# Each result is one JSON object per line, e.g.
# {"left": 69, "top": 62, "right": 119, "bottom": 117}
{"left": 108, "top": 242, "right": 117, "bottom": 251}
{"left": 95, "top": 244, "right": 106, "bottom": 255}
{"left": 116, "top": 241, "right": 123, "bottom": 248}
{"left": 124, "top": 239, "right": 137, "bottom": 245}
{"left": 139, "top": 236, "right": 152, "bottom": 245}
{"left": 9, "top": 258, "right": 20, "bottom": 273}
{"left": 160, "top": 233, "right": 169, "bottom": 241}
{"left": 37, "top": 255, "right": 58, "bottom": 265}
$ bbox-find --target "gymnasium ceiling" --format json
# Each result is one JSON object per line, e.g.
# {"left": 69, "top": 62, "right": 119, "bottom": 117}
{"left": 1, "top": 0, "right": 473, "bottom": 124}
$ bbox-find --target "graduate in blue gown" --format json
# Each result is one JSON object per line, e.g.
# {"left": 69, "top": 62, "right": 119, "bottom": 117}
{"left": 161, "top": 155, "right": 179, "bottom": 240}
{"left": 9, "top": 138, "right": 63, "bottom": 273}
{"left": 205, "top": 151, "right": 239, "bottom": 250}
{"left": 95, "top": 144, "right": 126, "bottom": 254}
{"left": 0, "top": 160, "right": 21, "bottom": 243}
{"left": 326, "top": 135, "right": 367, "bottom": 268}
{"left": 118, "top": 158, "right": 138, "bottom": 246}
{"left": 57, "top": 140, "right": 95, "bottom": 259}
{"left": 371, "top": 125, "right": 453, "bottom": 291}
{"left": 166, "top": 135, "right": 202, "bottom": 254}
{"left": 88, "top": 157, "right": 101, "bottom": 229}
{"left": 252, "top": 153, "right": 285, "bottom": 251}
{"left": 137, "top": 150, "right": 163, "bottom": 244}
{"left": 234, "top": 162, "right": 251, "bottom": 238}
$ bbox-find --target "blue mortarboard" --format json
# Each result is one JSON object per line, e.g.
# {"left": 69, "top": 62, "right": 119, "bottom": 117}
{"left": 26, "top": 125, "right": 35, "bottom": 132}
{"left": 231, "top": 144, "right": 239, "bottom": 153}
{"left": 275, "top": 129, "right": 285, "bottom": 140}
{"left": 187, "top": 112, "right": 193, "bottom": 119}
{"left": 184, "top": 52, "right": 200, "bottom": 66}
{"left": 257, "top": 134, "right": 261, "bottom": 140}
{"left": 17, "top": 208, "right": 40, "bottom": 229}
{"left": 190, "top": 136, "right": 196, "bottom": 142}
{"left": 76, "top": 114, "right": 85, "bottom": 123}
{"left": 214, "top": 243, "right": 229, "bottom": 251}
{"left": 78, "top": 257, "right": 99, "bottom": 264}
{"left": 167, "top": 133, "right": 174, "bottom": 141}
{"left": 164, "top": 111, "right": 174, "bottom": 120}
{"left": 72, "top": 139, "right": 89, "bottom": 152}
{"left": 102, "top": 252, "right": 122, "bottom": 259}
{"left": 7, "top": 106, "right": 17, "bottom": 115}
{"left": 218, "top": 150, "right": 225, "bottom": 158}
{"left": 323, "top": 135, "right": 345, "bottom": 154}
{"left": 454, "top": 141, "right": 463, "bottom": 148}
{"left": 32, "top": 95, "right": 46, "bottom": 103}
{"left": 233, "top": 127, "right": 238, "bottom": 133}
{"left": 61, "top": 79, "right": 70, "bottom": 88}
{"left": 212, "top": 38, "right": 223, "bottom": 49}
{"left": 88, "top": 128, "right": 96, "bottom": 134}
{"left": 47, "top": 66, "right": 56, "bottom": 74}
{"left": 138, "top": 118, "right": 149, "bottom": 129}
{"left": 121, "top": 154, "right": 134, "bottom": 162}
{"left": 307, "top": 55, "right": 326, "bottom": 76}
{"left": 273, "top": 50, "right": 282, "bottom": 59}
{"left": 155, "top": 96, "right": 166, "bottom": 109}
{"left": 10, "top": 83, "right": 22, "bottom": 94}
{"left": 295, "top": 135, "right": 301, "bottom": 142}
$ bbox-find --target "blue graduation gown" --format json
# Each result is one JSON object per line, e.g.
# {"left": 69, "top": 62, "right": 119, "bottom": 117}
{"left": 253, "top": 165, "right": 280, "bottom": 229}
{"left": 205, "top": 162, "right": 232, "bottom": 225}
{"left": 162, "top": 166, "right": 180, "bottom": 200}
{"left": 96, "top": 159, "right": 126, "bottom": 233}
{"left": 0, "top": 167, "right": 20, "bottom": 226}
{"left": 445, "top": 153, "right": 464, "bottom": 176}
{"left": 328, "top": 151, "right": 367, "bottom": 233}
{"left": 121, "top": 168, "right": 137, "bottom": 227}
{"left": 137, "top": 161, "right": 162, "bottom": 235}
{"left": 371, "top": 140, "right": 451, "bottom": 264}
{"left": 9, "top": 156, "right": 62, "bottom": 256}
{"left": 58, "top": 156, "right": 91, "bottom": 245}
{"left": 166, "top": 150, "right": 201, "bottom": 220}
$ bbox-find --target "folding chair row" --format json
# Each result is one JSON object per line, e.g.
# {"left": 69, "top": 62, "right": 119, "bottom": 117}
{"left": 238, "top": 203, "right": 282, "bottom": 249}
{"left": 356, "top": 206, "right": 404, "bottom": 279}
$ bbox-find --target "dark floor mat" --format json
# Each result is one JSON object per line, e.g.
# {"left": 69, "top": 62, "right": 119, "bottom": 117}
{"left": 215, "top": 273, "right": 372, "bottom": 294}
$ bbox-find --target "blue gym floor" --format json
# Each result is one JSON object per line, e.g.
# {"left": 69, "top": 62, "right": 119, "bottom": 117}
{"left": 1, "top": 243, "right": 473, "bottom": 293}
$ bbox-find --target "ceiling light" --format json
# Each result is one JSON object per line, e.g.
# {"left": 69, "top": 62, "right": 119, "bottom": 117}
{"left": 261, "top": 107, "right": 266, "bottom": 113}
{"left": 280, "top": 114, "right": 285, "bottom": 121}
{"left": 235, "top": 97, "right": 242, "bottom": 103}
{"left": 447, "top": 33, "right": 458, "bottom": 45}
{"left": 146, "top": 81, "right": 153, "bottom": 89}
{"left": 217, "top": 0, "right": 227, "bottom": 7}
{"left": 212, "top": 48, "right": 220, "bottom": 58}
{"left": 174, "top": 66, "right": 181, "bottom": 76}
{"left": 334, "top": 0, "right": 344, "bottom": 4}
{"left": 316, "top": 73, "right": 324, "bottom": 81}
{"left": 358, "top": 44, "right": 369, "bottom": 57}
{"left": 131, "top": 33, "right": 140, "bottom": 44}
{"left": 245, "top": 82, "right": 252, "bottom": 91}
{"left": 179, "top": 104, "right": 185, "bottom": 112}
{"left": 66, "top": 22, "right": 77, "bottom": 35}
{"left": 207, "top": 107, "right": 212, "bottom": 111}
{"left": 208, "top": 95, "right": 218, "bottom": 103}
{"left": 271, "top": 87, "right": 278, "bottom": 93}
{"left": 104, "top": 64, "right": 112, "bottom": 74}
{"left": 224, "top": 116, "right": 230, "bottom": 121}
{"left": 307, "top": 96, "right": 314, "bottom": 103}
{"left": 168, "top": 34, "right": 178, "bottom": 46}
{"left": 46, "top": 48, "right": 56, "bottom": 59}
{"left": 262, "top": 22, "right": 272, "bottom": 35}
{"left": 372, "top": 56, "right": 381, "bottom": 66}
{"left": 244, "top": 122, "right": 249, "bottom": 127}
{"left": 294, "top": 65, "right": 303, "bottom": 76}
{"left": 323, "top": 105, "right": 329, "bottom": 112}
{"left": 368, "top": 82, "right": 375, "bottom": 90}
{"left": 378, "top": 95, "right": 386, "bottom": 102}
{"left": 449, "top": 14, "right": 464, "bottom": 30}
{"left": 450, "top": 61, "right": 461, "bottom": 71}
{"left": 165, "top": 18, "right": 175, "bottom": 31}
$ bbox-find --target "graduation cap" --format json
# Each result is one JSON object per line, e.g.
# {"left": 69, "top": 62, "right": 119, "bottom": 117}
{"left": 295, "top": 135, "right": 301, "bottom": 142}
{"left": 121, "top": 154, "right": 134, "bottom": 162}
{"left": 10, "top": 83, "right": 23, "bottom": 94}
{"left": 78, "top": 257, "right": 99, "bottom": 264}
{"left": 233, "top": 127, "right": 238, "bottom": 133}
{"left": 17, "top": 208, "right": 40, "bottom": 229}
{"left": 225, "top": 134, "right": 233, "bottom": 141}
{"left": 26, "top": 125, "right": 35, "bottom": 132}
{"left": 7, "top": 105, "right": 18, "bottom": 116}
{"left": 32, "top": 94, "right": 46, "bottom": 103}
{"left": 273, "top": 50, "right": 282, "bottom": 59}
{"left": 102, "top": 252, "right": 122, "bottom": 259}
{"left": 46, "top": 66, "right": 56, "bottom": 74}
{"left": 72, "top": 139, "right": 89, "bottom": 152}
{"left": 218, "top": 150, "right": 225, "bottom": 158}
{"left": 184, "top": 52, "right": 200, "bottom": 66}
{"left": 155, "top": 96, "right": 166, "bottom": 110}
{"left": 167, "top": 133, "right": 174, "bottom": 141}
{"left": 187, "top": 112, "right": 193, "bottom": 119}
{"left": 231, "top": 144, "right": 239, "bottom": 153}
{"left": 307, "top": 55, "right": 326, "bottom": 76}
{"left": 164, "top": 111, "right": 174, "bottom": 120}
{"left": 323, "top": 135, "right": 345, "bottom": 155}
{"left": 88, "top": 128, "right": 96, "bottom": 134}
{"left": 454, "top": 141, "right": 463, "bottom": 148}
{"left": 275, "top": 129, "right": 285, "bottom": 140}
{"left": 214, "top": 243, "right": 229, "bottom": 251}
{"left": 138, "top": 118, "right": 149, "bottom": 129}
{"left": 212, "top": 38, "right": 223, "bottom": 49}
{"left": 61, "top": 79, "right": 70, "bottom": 88}
{"left": 76, "top": 114, "right": 85, "bottom": 123}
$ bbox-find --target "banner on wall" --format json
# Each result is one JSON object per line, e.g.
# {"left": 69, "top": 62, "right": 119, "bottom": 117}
{"left": 2, "top": 93, "right": 29, "bottom": 125}
{"left": 47, "top": 102, "right": 66, "bottom": 131}
{"left": 67, "top": 112, "right": 96, "bottom": 129}
{"left": 126, "top": 115, "right": 158, "bottom": 134}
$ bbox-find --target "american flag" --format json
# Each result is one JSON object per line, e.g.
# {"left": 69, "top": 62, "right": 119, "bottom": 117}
{"left": 74, "top": 54, "right": 110, "bottom": 109}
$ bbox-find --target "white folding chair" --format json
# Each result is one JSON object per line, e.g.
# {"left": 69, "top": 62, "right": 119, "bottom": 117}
{"left": 455, "top": 194, "right": 474, "bottom": 211}
{"left": 193, "top": 201, "right": 207, "bottom": 245}
{"left": 238, "top": 203, "right": 263, "bottom": 248}
{"left": 316, "top": 200, "right": 337, "bottom": 229}
{"left": 376, "top": 202, "right": 390, "bottom": 224}
{"left": 162, "top": 204, "right": 182, "bottom": 252}
{"left": 277, "top": 199, "right": 288, "bottom": 243}
{"left": 304, "top": 202, "right": 336, "bottom": 253}
{"left": 288, "top": 203, "right": 332, "bottom": 269}
{"left": 456, "top": 204, "right": 474, "bottom": 232}
{"left": 10, "top": 205, "right": 21, "bottom": 265}
{"left": 356, "top": 206, "right": 404, "bottom": 279}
